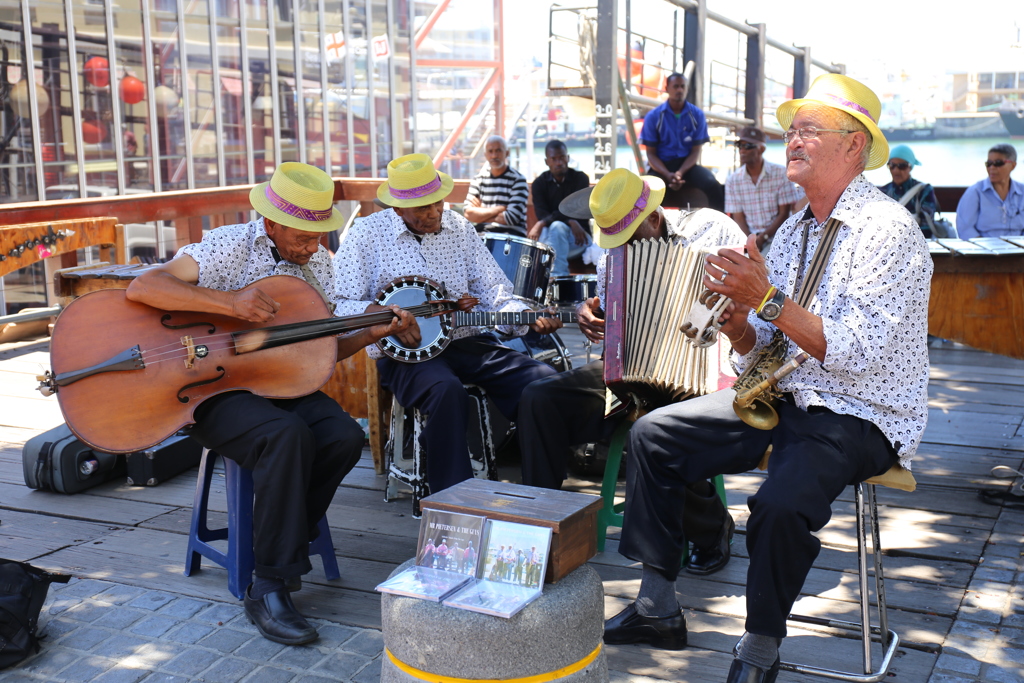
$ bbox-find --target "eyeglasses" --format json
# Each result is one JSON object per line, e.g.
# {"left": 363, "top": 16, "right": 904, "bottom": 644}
{"left": 985, "top": 159, "right": 1008, "bottom": 168}
{"left": 887, "top": 162, "right": 910, "bottom": 171}
{"left": 782, "top": 127, "right": 852, "bottom": 144}
{"left": 735, "top": 141, "right": 759, "bottom": 150}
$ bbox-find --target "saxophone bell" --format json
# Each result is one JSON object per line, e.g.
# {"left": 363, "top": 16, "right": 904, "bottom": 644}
{"left": 732, "top": 351, "right": 811, "bottom": 430}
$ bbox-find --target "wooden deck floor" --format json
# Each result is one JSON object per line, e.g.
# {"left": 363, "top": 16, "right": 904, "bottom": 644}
{"left": 2, "top": 329, "right": 1022, "bottom": 682}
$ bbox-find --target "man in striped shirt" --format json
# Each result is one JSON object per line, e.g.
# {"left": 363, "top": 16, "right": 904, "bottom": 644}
{"left": 465, "top": 135, "right": 529, "bottom": 233}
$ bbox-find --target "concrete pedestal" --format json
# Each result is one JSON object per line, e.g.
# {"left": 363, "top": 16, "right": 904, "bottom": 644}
{"left": 381, "top": 561, "right": 608, "bottom": 683}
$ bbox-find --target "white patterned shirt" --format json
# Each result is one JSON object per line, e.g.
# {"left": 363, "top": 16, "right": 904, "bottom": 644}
{"left": 736, "top": 175, "right": 932, "bottom": 467}
{"left": 725, "top": 161, "right": 805, "bottom": 233}
{"left": 176, "top": 216, "right": 337, "bottom": 310}
{"left": 332, "top": 208, "right": 529, "bottom": 359}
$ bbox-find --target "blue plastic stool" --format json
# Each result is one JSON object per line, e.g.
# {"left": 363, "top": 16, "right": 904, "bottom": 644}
{"left": 184, "top": 448, "right": 341, "bottom": 600}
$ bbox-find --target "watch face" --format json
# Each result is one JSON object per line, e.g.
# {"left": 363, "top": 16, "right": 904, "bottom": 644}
{"left": 760, "top": 302, "right": 782, "bottom": 321}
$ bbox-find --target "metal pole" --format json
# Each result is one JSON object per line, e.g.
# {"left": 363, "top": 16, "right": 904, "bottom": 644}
{"left": 239, "top": 0, "right": 256, "bottom": 184}
{"left": 744, "top": 23, "right": 765, "bottom": 129}
{"left": 208, "top": 2, "right": 226, "bottom": 185}
{"left": 175, "top": 0, "right": 196, "bottom": 188}
{"left": 593, "top": 0, "right": 617, "bottom": 178}
{"left": 104, "top": 0, "right": 125, "bottom": 194}
{"left": 387, "top": 0, "right": 400, "bottom": 161}
{"left": 342, "top": 0, "right": 356, "bottom": 175}
{"left": 268, "top": 1, "right": 282, "bottom": 171}
{"left": 20, "top": 0, "right": 45, "bottom": 200}
{"left": 63, "top": 0, "right": 87, "bottom": 199}
{"left": 365, "top": 0, "right": 378, "bottom": 175}
{"left": 294, "top": 0, "right": 306, "bottom": 164}
{"left": 793, "top": 46, "right": 812, "bottom": 99}
{"left": 409, "top": 0, "right": 417, "bottom": 153}
{"left": 318, "top": 0, "right": 332, "bottom": 173}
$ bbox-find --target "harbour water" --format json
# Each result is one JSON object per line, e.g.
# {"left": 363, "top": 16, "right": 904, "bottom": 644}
{"left": 513, "top": 136, "right": 1019, "bottom": 211}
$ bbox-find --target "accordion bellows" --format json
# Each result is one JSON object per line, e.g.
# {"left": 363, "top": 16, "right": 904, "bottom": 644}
{"left": 604, "top": 238, "right": 720, "bottom": 410}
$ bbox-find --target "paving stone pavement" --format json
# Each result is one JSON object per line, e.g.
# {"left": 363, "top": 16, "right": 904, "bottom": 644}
{"left": 0, "top": 579, "right": 384, "bottom": 683}
{"left": 926, "top": 504, "right": 1024, "bottom": 683}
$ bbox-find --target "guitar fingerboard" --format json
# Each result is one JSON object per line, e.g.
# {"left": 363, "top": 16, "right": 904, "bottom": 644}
{"left": 454, "top": 310, "right": 577, "bottom": 327}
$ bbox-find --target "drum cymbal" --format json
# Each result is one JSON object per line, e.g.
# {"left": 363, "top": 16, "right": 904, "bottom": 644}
{"left": 558, "top": 186, "right": 595, "bottom": 219}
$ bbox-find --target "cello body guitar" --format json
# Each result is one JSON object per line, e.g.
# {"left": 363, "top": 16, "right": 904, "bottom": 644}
{"left": 51, "top": 276, "right": 351, "bottom": 453}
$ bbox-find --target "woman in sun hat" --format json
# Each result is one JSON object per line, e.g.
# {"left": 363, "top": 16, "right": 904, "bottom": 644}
{"left": 877, "top": 144, "right": 941, "bottom": 237}
{"left": 126, "top": 161, "right": 413, "bottom": 647}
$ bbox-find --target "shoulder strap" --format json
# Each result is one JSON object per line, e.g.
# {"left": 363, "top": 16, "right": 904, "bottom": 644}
{"left": 898, "top": 182, "right": 927, "bottom": 206}
{"left": 793, "top": 217, "right": 841, "bottom": 309}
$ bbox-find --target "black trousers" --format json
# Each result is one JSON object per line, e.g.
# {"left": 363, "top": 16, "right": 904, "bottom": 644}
{"left": 648, "top": 161, "right": 725, "bottom": 211}
{"left": 517, "top": 360, "right": 730, "bottom": 550}
{"left": 377, "top": 335, "right": 557, "bottom": 493}
{"left": 618, "top": 389, "right": 896, "bottom": 638}
{"left": 189, "top": 391, "right": 364, "bottom": 580}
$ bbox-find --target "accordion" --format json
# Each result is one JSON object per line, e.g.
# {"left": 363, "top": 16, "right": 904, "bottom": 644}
{"left": 603, "top": 238, "right": 720, "bottom": 410}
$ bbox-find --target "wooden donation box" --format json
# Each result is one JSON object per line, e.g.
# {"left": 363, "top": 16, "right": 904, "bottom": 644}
{"left": 420, "top": 479, "right": 603, "bottom": 583}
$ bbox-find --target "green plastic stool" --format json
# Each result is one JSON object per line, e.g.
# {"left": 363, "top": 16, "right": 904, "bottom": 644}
{"left": 596, "top": 418, "right": 726, "bottom": 552}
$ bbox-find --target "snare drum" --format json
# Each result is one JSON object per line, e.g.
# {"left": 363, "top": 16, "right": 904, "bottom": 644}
{"left": 548, "top": 275, "right": 597, "bottom": 307}
{"left": 482, "top": 233, "right": 555, "bottom": 305}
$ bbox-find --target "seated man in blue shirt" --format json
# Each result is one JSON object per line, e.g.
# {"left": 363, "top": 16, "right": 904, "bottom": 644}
{"left": 956, "top": 143, "right": 1024, "bottom": 239}
{"left": 640, "top": 73, "right": 725, "bottom": 211}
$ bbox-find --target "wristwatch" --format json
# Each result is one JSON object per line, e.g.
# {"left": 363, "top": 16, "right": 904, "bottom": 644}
{"left": 757, "top": 289, "right": 786, "bottom": 322}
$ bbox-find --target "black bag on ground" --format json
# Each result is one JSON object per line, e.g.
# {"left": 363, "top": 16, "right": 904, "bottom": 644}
{"left": 22, "top": 424, "right": 124, "bottom": 494}
{"left": 125, "top": 433, "right": 203, "bottom": 486}
{"left": 0, "top": 558, "right": 70, "bottom": 669}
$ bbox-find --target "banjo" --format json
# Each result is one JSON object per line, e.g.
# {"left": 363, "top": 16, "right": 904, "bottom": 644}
{"left": 373, "top": 275, "right": 576, "bottom": 363}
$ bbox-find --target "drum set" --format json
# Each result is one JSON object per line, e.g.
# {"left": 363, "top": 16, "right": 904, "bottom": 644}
{"left": 481, "top": 233, "right": 598, "bottom": 372}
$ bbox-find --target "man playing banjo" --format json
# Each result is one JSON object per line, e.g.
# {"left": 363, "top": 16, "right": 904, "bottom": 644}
{"left": 332, "top": 153, "right": 561, "bottom": 494}
{"left": 604, "top": 74, "right": 931, "bottom": 683}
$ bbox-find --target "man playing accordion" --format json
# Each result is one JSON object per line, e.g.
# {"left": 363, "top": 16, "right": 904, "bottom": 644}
{"left": 603, "top": 74, "right": 932, "bottom": 683}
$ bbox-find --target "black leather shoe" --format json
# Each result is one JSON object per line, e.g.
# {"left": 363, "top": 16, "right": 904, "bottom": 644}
{"left": 603, "top": 602, "right": 687, "bottom": 650}
{"left": 685, "top": 515, "right": 735, "bottom": 576}
{"left": 244, "top": 585, "right": 318, "bottom": 645}
{"left": 726, "top": 655, "right": 780, "bottom": 683}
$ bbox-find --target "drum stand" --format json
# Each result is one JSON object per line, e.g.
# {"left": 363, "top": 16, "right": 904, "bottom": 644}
{"left": 583, "top": 338, "right": 593, "bottom": 364}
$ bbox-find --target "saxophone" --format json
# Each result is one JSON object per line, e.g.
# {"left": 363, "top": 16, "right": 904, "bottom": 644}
{"left": 732, "top": 332, "right": 810, "bottom": 430}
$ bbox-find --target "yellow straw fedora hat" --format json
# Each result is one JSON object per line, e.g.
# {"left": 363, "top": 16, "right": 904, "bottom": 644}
{"left": 377, "top": 153, "right": 455, "bottom": 207}
{"left": 249, "top": 162, "right": 344, "bottom": 232}
{"left": 589, "top": 168, "right": 666, "bottom": 249}
{"left": 775, "top": 73, "right": 889, "bottom": 171}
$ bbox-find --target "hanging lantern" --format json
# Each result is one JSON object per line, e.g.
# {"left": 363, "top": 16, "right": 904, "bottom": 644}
{"left": 153, "top": 85, "right": 180, "bottom": 116}
{"left": 9, "top": 80, "right": 50, "bottom": 118}
{"left": 81, "top": 120, "right": 108, "bottom": 144}
{"left": 119, "top": 75, "right": 145, "bottom": 104}
{"left": 84, "top": 57, "right": 110, "bottom": 88}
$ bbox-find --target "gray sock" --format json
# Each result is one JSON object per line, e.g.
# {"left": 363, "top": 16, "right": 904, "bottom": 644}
{"left": 634, "top": 564, "right": 678, "bottom": 617}
{"left": 735, "top": 632, "right": 782, "bottom": 670}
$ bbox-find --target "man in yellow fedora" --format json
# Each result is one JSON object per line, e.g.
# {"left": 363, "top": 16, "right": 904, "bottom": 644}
{"left": 518, "top": 168, "right": 746, "bottom": 582}
{"left": 127, "top": 162, "right": 413, "bottom": 646}
{"left": 332, "top": 153, "right": 561, "bottom": 494}
{"left": 606, "top": 74, "right": 931, "bottom": 682}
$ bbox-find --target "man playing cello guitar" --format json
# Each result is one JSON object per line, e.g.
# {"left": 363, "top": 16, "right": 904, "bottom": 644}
{"left": 126, "top": 162, "right": 414, "bottom": 646}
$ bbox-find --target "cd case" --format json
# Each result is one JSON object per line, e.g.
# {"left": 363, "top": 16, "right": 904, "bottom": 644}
{"left": 375, "top": 565, "right": 471, "bottom": 602}
{"left": 442, "top": 519, "right": 553, "bottom": 618}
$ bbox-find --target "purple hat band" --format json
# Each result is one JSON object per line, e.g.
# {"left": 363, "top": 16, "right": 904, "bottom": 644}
{"left": 265, "top": 185, "right": 334, "bottom": 222}
{"left": 389, "top": 173, "right": 443, "bottom": 200}
{"left": 824, "top": 93, "right": 876, "bottom": 123}
{"left": 602, "top": 182, "right": 651, "bottom": 236}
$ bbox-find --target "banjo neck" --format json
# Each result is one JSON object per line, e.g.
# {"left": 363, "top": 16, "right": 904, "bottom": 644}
{"left": 454, "top": 309, "right": 577, "bottom": 328}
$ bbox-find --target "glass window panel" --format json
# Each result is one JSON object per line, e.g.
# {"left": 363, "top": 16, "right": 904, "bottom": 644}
{"left": 185, "top": 6, "right": 218, "bottom": 187}
{"left": 370, "top": 0, "right": 391, "bottom": 169}
{"left": 111, "top": 0, "right": 156, "bottom": 193}
{"left": 298, "top": 0, "right": 325, "bottom": 169}
{"left": 391, "top": 0, "right": 412, "bottom": 159}
{"left": 995, "top": 72, "right": 1016, "bottom": 90}
{"left": 246, "top": 8, "right": 273, "bottom": 182}
{"left": 978, "top": 73, "right": 993, "bottom": 89}
{"left": 346, "top": 1, "right": 371, "bottom": 176}
{"left": 216, "top": 13, "right": 250, "bottom": 186}
{"left": 275, "top": 6, "right": 299, "bottom": 165}
{"left": 150, "top": 7, "right": 189, "bottom": 191}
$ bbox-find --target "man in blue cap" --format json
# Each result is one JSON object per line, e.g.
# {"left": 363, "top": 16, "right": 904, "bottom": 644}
{"left": 878, "top": 144, "right": 941, "bottom": 237}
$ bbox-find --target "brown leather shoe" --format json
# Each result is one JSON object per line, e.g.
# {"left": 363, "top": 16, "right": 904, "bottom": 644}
{"left": 244, "top": 585, "right": 318, "bottom": 645}
{"left": 603, "top": 602, "right": 687, "bottom": 650}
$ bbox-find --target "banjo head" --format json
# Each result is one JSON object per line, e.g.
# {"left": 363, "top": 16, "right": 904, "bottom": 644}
{"left": 374, "top": 276, "right": 453, "bottom": 363}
